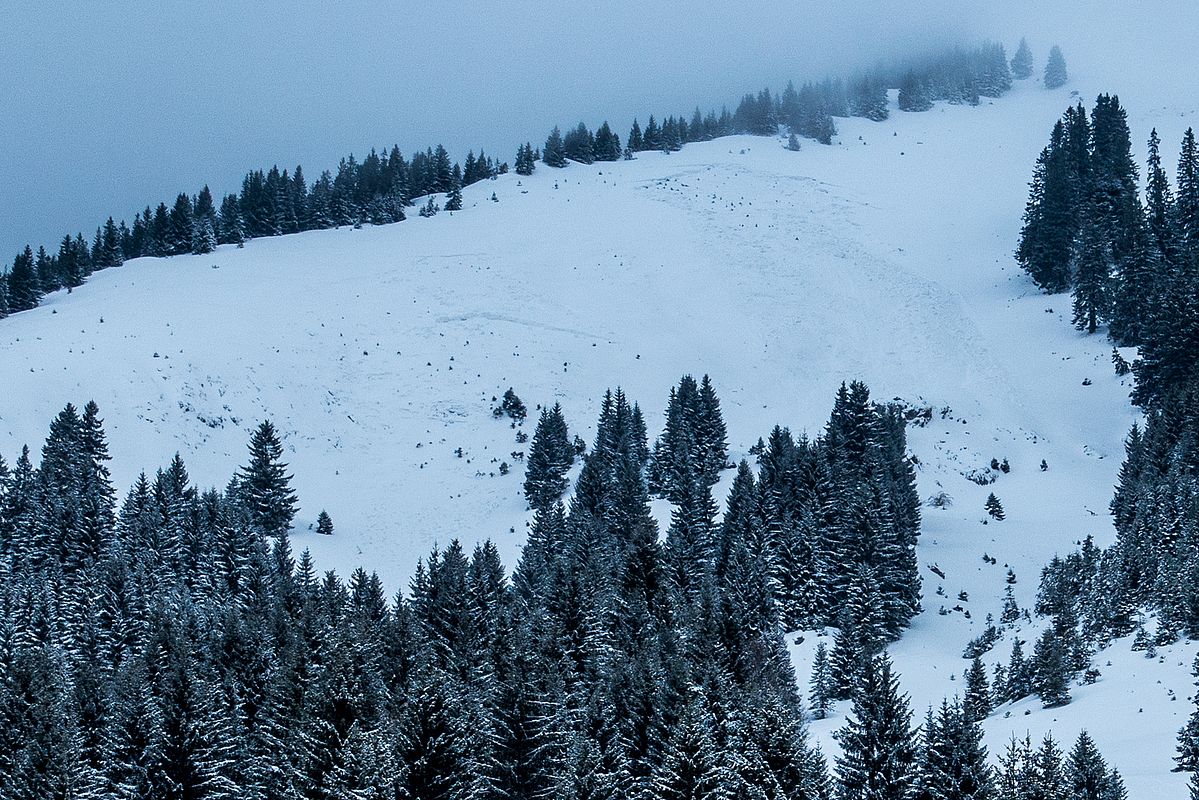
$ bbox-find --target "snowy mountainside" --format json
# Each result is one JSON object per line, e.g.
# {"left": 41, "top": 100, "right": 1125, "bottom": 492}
{"left": 4, "top": 48, "right": 1199, "bottom": 798}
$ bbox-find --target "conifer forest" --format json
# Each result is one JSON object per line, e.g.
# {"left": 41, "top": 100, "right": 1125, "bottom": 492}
{"left": 2, "top": 4, "right": 1198, "bottom": 798}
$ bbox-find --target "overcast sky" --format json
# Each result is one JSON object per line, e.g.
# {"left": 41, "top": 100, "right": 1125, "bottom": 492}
{"left": 0, "top": 1, "right": 1031, "bottom": 258}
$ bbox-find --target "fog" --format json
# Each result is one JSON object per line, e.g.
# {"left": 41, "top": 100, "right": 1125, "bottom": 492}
{"left": 0, "top": 2, "right": 1049, "bottom": 258}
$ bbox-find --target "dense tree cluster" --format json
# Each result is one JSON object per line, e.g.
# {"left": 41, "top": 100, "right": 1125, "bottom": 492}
{"left": 1013, "top": 94, "right": 1199, "bottom": 686}
{"left": 1050, "top": 389, "right": 1199, "bottom": 649}
{"left": 648, "top": 375, "right": 729, "bottom": 501}
{"left": 523, "top": 403, "right": 575, "bottom": 511}
{"left": 715, "top": 381, "right": 923, "bottom": 694}
{"left": 2, "top": 378, "right": 1141, "bottom": 800}
{"left": 829, "top": 653, "right": 1123, "bottom": 800}
{"left": 0, "top": 389, "right": 842, "bottom": 799}
{"left": 891, "top": 43, "right": 1013, "bottom": 113}
{"left": 1016, "top": 96, "right": 1199, "bottom": 371}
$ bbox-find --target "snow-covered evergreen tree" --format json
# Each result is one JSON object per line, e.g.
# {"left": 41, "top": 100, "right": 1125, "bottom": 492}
{"left": 1044, "top": 45, "right": 1068, "bottom": 89}
{"left": 237, "top": 420, "right": 298, "bottom": 538}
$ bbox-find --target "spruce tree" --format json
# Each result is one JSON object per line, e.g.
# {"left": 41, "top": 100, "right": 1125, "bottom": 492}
{"left": 597, "top": 122, "right": 621, "bottom": 160}
{"left": 543, "top": 127, "right": 567, "bottom": 168}
{"left": 398, "top": 674, "right": 473, "bottom": 800}
{"left": 963, "top": 656, "right": 991, "bottom": 722}
{"left": 1067, "top": 731, "right": 1111, "bottom": 800}
{"left": 192, "top": 186, "right": 218, "bottom": 255}
{"left": 653, "top": 696, "right": 725, "bottom": 800}
{"left": 167, "top": 193, "right": 195, "bottom": 255}
{"left": 898, "top": 73, "right": 933, "bottom": 113}
{"left": 628, "top": 119, "right": 644, "bottom": 152}
{"left": 1001, "top": 586, "right": 1020, "bottom": 626}
{"left": 515, "top": 143, "right": 536, "bottom": 176}
{"left": 911, "top": 698, "right": 993, "bottom": 800}
{"left": 564, "top": 122, "right": 596, "bottom": 164}
{"left": 1072, "top": 213, "right": 1113, "bottom": 333}
{"left": 809, "top": 641, "right": 834, "bottom": 720}
{"left": 1177, "top": 128, "right": 1199, "bottom": 247}
{"left": 1003, "top": 638, "right": 1031, "bottom": 702}
{"left": 445, "top": 164, "right": 464, "bottom": 212}
{"left": 238, "top": 421, "right": 298, "bottom": 539}
{"left": 35, "top": 245, "right": 57, "bottom": 293}
{"left": 984, "top": 493, "right": 1005, "bottom": 521}
{"left": 1044, "top": 46, "right": 1068, "bottom": 89}
{"left": 6, "top": 245, "right": 42, "bottom": 312}
{"left": 1011, "top": 38, "right": 1033, "bottom": 80}
{"left": 1017, "top": 120, "right": 1077, "bottom": 292}
{"left": 996, "top": 736, "right": 1034, "bottom": 800}
{"left": 1032, "top": 629, "right": 1071, "bottom": 707}
{"left": 1144, "top": 129, "right": 1177, "bottom": 260}
{"left": 643, "top": 116, "right": 661, "bottom": 151}
{"left": 1033, "top": 735, "right": 1070, "bottom": 797}
{"left": 218, "top": 194, "right": 245, "bottom": 245}
{"left": 524, "top": 404, "right": 573, "bottom": 511}
{"left": 1177, "top": 656, "right": 1199, "bottom": 772}
{"left": 834, "top": 654, "right": 915, "bottom": 800}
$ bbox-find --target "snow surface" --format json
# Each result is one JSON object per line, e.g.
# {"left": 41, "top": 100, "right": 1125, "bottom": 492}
{"left": 4, "top": 20, "right": 1199, "bottom": 795}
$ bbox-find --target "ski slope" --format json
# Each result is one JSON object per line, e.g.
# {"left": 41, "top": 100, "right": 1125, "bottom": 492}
{"left": 3, "top": 29, "right": 1199, "bottom": 797}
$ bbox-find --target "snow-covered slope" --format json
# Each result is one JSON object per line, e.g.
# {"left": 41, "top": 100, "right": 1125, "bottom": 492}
{"left": 3, "top": 36, "right": 1198, "bottom": 797}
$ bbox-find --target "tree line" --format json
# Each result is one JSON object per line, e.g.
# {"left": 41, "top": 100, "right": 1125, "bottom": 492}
{"left": 0, "top": 39, "right": 1037, "bottom": 320}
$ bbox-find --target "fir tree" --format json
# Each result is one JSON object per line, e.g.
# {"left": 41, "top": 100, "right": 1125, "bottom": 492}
{"left": 1033, "top": 735, "right": 1070, "bottom": 797}
{"left": 1178, "top": 128, "right": 1199, "bottom": 247}
{"left": 564, "top": 122, "right": 596, "bottom": 164}
{"left": 898, "top": 73, "right": 933, "bottom": 113}
{"left": 1003, "top": 638, "right": 1031, "bottom": 702}
{"left": 849, "top": 76, "right": 889, "bottom": 121}
{"left": 628, "top": 119, "right": 644, "bottom": 152}
{"left": 398, "top": 674, "right": 474, "bottom": 800}
{"left": 1177, "top": 656, "right": 1199, "bottom": 772}
{"left": 1017, "top": 119, "right": 1077, "bottom": 292}
{"left": 316, "top": 510, "right": 334, "bottom": 536}
{"left": 1001, "top": 586, "right": 1020, "bottom": 626}
{"left": 217, "top": 194, "right": 245, "bottom": 245}
{"left": 167, "top": 193, "right": 195, "bottom": 255}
